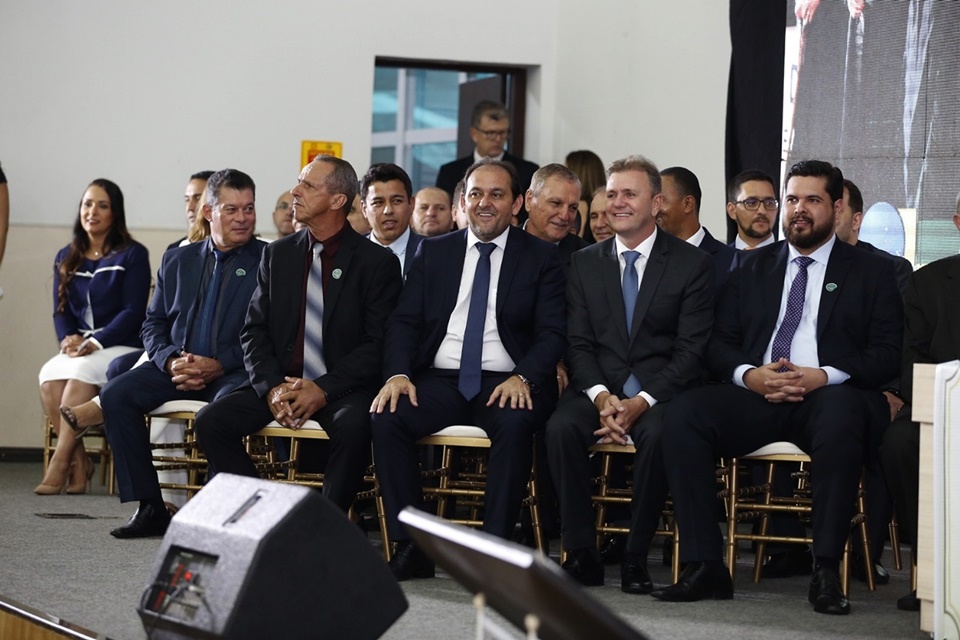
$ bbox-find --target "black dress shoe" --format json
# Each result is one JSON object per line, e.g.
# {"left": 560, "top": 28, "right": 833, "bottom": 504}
{"left": 110, "top": 504, "right": 171, "bottom": 539}
{"left": 853, "top": 555, "right": 890, "bottom": 585}
{"left": 561, "top": 548, "right": 604, "bottom": 586}
{"left": 897, "top": 590, "right": 921, "bottom": 611}
{"left": 650, "top": 561, "right": 733, "bottom": 602}
{"left": 388, "top": 540, "right": 435, "bottom": 581}
{"left": 620, "top": 554, "right": 653, "bottom": 594}
{"left": 808, "top": 566, "right": 851, "bottom": 615}
{"left": 761, "top": 547, "right": 812, "bottom": 578}
{"left": 599, "top": 535, "right": 627, "bottom": 565}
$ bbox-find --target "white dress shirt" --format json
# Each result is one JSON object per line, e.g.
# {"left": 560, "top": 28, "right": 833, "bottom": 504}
{"left": 585, "top": 228, "right": 659, "bottom": 407}
{"left": 733, "top": 235, "right": 850, "bottom": 387}
{"left": 685, "top": 225, "right": 706, "bottom": 247}
{"left": 734, "top": 234, "right": 776, "bottom": 250}
{"left": 432, "top": 227, "right": 515, "bottom": 372}
{"left": 369, "top": 225, "right": 410, "bottom": 268}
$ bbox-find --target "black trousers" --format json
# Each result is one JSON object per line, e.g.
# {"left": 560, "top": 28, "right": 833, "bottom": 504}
{"left": 545, "top": 391, "right": 668, "bottom": 555}
{"left": 100, "top": 362, "right": 247, "bottom": 503}
{"left": 880, "top": 406, "right": 918, "bottom": 556}
{"left": 371, "top": 369, "right": 557, "bottom": 541}
{"left": 194, "top": 387, "right": 374, "bottom": 513}
{"left": 663, "top": 384, "right": 886, "bottom": 563}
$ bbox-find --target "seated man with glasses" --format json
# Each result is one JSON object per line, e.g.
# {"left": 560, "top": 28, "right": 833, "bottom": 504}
{"left": 725, "top": 170, "right": 780, "bottom": 251}
{"left": 436, "top": 100, "right": 539, "bottom": 223}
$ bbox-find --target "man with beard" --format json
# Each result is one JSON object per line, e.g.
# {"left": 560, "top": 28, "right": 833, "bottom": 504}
{"left": 726, "top": 170, "right": 779, "bottom": 250}
{"left": 652, "top": 161, "right": 903, "bottom": 616}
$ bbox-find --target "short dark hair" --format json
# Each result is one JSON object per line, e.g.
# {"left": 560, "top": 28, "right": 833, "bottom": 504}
{"left": 463, "top": 157, "right": 521, "bottom": 200}
{"left": 190, "top": 171, "right": 215, "bottom": 182}
{"left": 360, "top": 163, "right": 413, "bottom": 200}
{"left": 470, "top": 100, "right": 508, "bottom": 128}
{"left": 786, "top": 160, "right": 843, "bottom": 203}
{"left": 843, "top": 179, "right": 863, "bottom": 214}
{"left": 727, "top": 169, "right": 776, "bottom": 203}
{"left": 313, "top": 155, "right": 358, "bottom": 212}
{"left": 205, "top": 169, "right": 256, "bottom": 207}
{"left": 607, "top": 155, "right": 661, "bottom": 195}
{"left": 660, "top": 166, "right": 702, "bottom": 214}
{"left": 453, "top": 179, "right": 465, "bottom": 207}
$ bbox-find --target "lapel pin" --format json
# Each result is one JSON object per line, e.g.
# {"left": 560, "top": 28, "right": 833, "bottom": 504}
{"left": 332, "top": 268, "right": 342, "bottom": 280}
{"left": 825, "top": 282, "right": 837, "bottom": 292}
{"left": 235, "top": 268, "right": 246, "bottom": 277}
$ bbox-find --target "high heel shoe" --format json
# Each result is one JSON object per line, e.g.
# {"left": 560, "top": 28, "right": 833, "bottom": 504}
{"left": 60, "top": 405, "right": 104, "bottom": 439}
{"left": 66, "top": 456, "right": 95, "bottom": 495}
{"left": 34, "top": 462, "right": 69, "bottom": 495}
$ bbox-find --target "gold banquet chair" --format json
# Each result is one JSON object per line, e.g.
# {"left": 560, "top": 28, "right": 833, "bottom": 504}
{"left": 375, "top": 425, "right": 545, "bottom": 561}
{"left": 145, "top": 400, "right": 209, "bottom": 500}
{"left": 723, "top": 441, "right": 875, "bottom": 594}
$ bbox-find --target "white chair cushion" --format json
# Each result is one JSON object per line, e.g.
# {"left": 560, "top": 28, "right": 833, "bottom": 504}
{"left": 594, "top": 435, "right": 635, "bottom": 446}
{"left": 744, "top": 441, "right": 808, "bottom": 458}
{"left": 431, "top": 425, "right": 489, "bottom": 438}
{"left": 264, "top": 419, "right": 324, "bottom": 432}
{"left": 150, "top": 400, "right": 209, "bottom": 415}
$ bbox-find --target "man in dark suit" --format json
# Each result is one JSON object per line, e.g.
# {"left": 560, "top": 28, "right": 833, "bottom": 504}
{"left": 545, "top": 156, "right": 715, "bottom": 591}
{"left": 371, "top": 158, "right": 566, "bottom": 580}
{"left": 654, "top": 161, "right": 903, "bottom": 615}
{"left": 523, "top": 163, "right": 588, "bottom": 273}
{"left": 726, "top": 170, "right": 780, "bottom": 251}
{"left": 100, "top": 169, "right": 266, "bottom": 538}
{"left": 360, "top": 163, "right": 422, "bottom": 278}
{"left": 435, "top": 101, "right": 538, "bottom": 221}
{"left": 881, "top": 206, "right": 960, "bottom": 611}
{"left": 658, "top": 166, "right": 737, "bottom": 288}
{"left": 194, "top": 156, "right": 403, "bottom": 514}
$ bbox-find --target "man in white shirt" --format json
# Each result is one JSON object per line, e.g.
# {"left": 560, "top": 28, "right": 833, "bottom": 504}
{"left": 360, "top": 163, "right": 422, "bottom": 278}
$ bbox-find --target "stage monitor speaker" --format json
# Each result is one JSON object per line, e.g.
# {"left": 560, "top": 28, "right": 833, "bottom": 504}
{"left": 138, "top": 473, "right": 407, "bottom": 639}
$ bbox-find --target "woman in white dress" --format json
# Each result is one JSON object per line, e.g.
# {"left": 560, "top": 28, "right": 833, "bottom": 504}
{"left": 35, "top": 179, "right": 150, "bottom": 494}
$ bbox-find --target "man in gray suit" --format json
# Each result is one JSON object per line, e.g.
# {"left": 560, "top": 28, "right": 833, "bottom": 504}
{"left": 544, "top": 155, "right": 715, "bottom": 591}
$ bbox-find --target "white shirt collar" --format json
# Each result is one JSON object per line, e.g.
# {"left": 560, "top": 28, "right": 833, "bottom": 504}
{"left": 787, "top": 233, "right": 836, "bottom": 266}
{"left": 686, "top": 225, "right": 706, "bottom": 247}
{"left": 466, "top": 225, "right": 509, "bottom": 253}
{"left": 735, "top": 233, "right": 775, "bottom": 250}
{"left": 615, "top": 226, "right": 658, "bottom": 259}
{"left": 474, "top": 149, "right": 505, "bottom": 163}
{"left": 369, "top": 225, "right": 411, "bottom": 254}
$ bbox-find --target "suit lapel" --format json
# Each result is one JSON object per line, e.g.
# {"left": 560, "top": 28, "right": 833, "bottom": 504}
{"left": 495, "top": 227, "right": 522, "bottom": 315}
{"left": 630, "top": 233, "right": 666, "bottom": 344}
{"left": 324, "top": 228, "right": 358, "bottom": 331}
{"left": 599, "top": 239, "right": 631, "bottom": 349}
{"left": 759, "top": 245, "right": 790, "bottom": 345}
{"left": 816, "top": 242, "right": 852, "bottom": 338}
{"left": 179, "top": 243, "right": 205, "bottom": 339}
{"left": 216, "top": 242, "right": 259, "bottom": 330}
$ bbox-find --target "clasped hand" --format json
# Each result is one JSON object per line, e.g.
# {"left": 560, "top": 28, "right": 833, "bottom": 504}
{"left": 269, "top": 376, "right": 326, "bottom": 429}
{"left": 166, "top": 352, "right": 223, "bottom": 391}
{"left": 60, "top": 334, "right": 99, "bottom": 357}
{"left": 593, "top": 391, "right": 648, "bottom": 445}
{"left": 743, "top": 358, "right": 827, "bottom": 403}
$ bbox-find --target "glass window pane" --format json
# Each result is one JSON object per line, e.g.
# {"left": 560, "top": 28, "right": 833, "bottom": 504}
{"left": 371, "top": 146, "right": 396, "bottom": 165}
{"left": 407, "top": 69, "right": 460, "bottom": 130}
{"left": 372, "top": 67, "right": 399, "bottom": 133}
{"left": 407, "top": 142, "right": 457, "bottom": 191}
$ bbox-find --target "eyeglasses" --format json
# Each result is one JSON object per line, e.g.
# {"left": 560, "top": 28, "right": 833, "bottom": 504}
{"left": 474, "top": 128, "right": 511, "bottom": 140}
{"left": 735, "top": 197, "right": 779, "bottom": 211}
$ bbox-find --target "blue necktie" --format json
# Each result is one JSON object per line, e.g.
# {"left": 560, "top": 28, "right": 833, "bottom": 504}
{"left": 303, "top": 242, "right": 327, "bottom": 380}
{"left": 770, "top": 256, "right": 814, "bottom": 371}
{"left": 192, "top": 250, "right": 223, "bottom": 357}
{"left": 459, "top": 242, "right": 496, "bottom": 400}
{"left": 621, "top": 250, "right": 642, "bottom": 397}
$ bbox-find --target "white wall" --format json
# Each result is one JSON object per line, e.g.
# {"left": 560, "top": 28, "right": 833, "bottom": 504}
{"left": 0, "top": 0, "right": 730, "bottom": 447}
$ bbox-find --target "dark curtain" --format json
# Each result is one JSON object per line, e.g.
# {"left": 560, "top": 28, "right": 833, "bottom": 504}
{"left": 725, "top": 0, "right": 786, "bottom": 243}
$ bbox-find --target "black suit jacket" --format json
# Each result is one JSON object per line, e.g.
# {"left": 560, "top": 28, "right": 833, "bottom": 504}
{"left": 697, "top": 226, "right": 738, "bottom": 289}
{"left": 566, "top": 231, "right": 715, "bottom": 402}
{"left": 384, "top": 226, "right": 566, "bottom": 389}
{"left": 900, "top": 254, "right": 960, "bottom": 403}
{"left": 241, "top": 225, "right": 403, "bottom": 400}
{"left": 142, "top": 238, "right": 266, "bottom": 375}
{"left": 365, "top": 229, "right": 423, "bottom": 279}
{"left": 556, "top": 232, "right": 588, "bottom": 274}
{"left": 855, "top": 239, "right": 913, "bottom": 297}
{"left": 435, "top": 151, "right": 539, "bottom": 200}
{"left": 708, "top": 240, "right": 903, "bottom": 389}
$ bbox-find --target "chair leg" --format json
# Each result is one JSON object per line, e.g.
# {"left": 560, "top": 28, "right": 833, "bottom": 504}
{"left": 842, "top": 537, "right": 851, "bottom": 596}
{"left": 594, "top": 452, "right": 613, "bottom": 548}
{"left": 752, "top": 461, "right": 776, "bottom": 584}
{"left": 726, "top": 458, "right": 740, "bottom": 581}
{"left": 857, "top": 474, "right": 876, "bottom": 592}
{"left": 434, "top": 446, "right": 452, "bottom": 520}
{"left": 671, "top": 521, "right": 681, "bottom": 583}
{"left": 889, "top": 513, "right": 903, "bottom": 570}
{"left": 527, "top": 463, "right": 544, "bottom": 554}
{"left": 373, "top": 470, "right": 392, "bottom": 562}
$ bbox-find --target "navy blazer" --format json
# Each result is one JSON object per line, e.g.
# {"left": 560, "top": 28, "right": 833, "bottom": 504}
{"left": 384, "top": 226, "right": 566, "bottom": 388}
{"left": 567, "top": 231, "right": 715, "bottom": 402}
{"left": 697, "top": 226, "right": 738, "bottom": 290}
{"left": 242, "top": 225, "right": 403, "bottom": 400}
{"left": 708, "top": 239, "right": 903, "bottom": 389}
{"left": 142, "top": 238, "right": 266, "bottom": 375}
{"left": 53, "top": 241, "right": 151, "bottom": 348}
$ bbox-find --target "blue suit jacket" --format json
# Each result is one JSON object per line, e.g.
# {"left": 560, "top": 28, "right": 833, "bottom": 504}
{"left": 384, "top": 226, "right": 566, "bottom": 388}
{"left": 141, "top": 238, "right": 266, "bottom": 375}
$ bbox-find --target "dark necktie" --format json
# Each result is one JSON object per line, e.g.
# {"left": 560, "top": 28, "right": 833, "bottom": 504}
{"left": 458, "top": 242, "right": 496, "bottom": 400}
{"left": 303, "top": 243, "right": 327, "bottom": 380}
{"left": 192, "top": 250, "right": 223, "bottom": 357}
{"left": 770, "top": 256, "right": 814, "bottom": 370}
{"left": 621, "top": 250, "right": 642, "bottom": 397}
